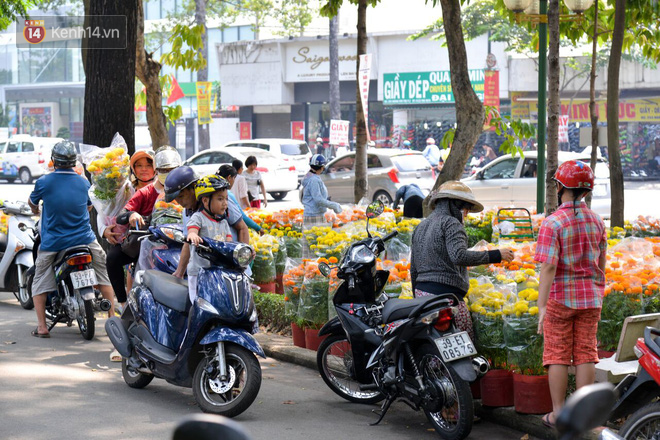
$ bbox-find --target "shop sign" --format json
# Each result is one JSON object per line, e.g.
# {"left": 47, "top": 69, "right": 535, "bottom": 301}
{"left": 483, "top": 69, "right": 500, "bottom": 130}
{"left": 285, "top": 41, "right": 360, "bottom": 83}
{"left": 359, "top": 54, "right": 372, "bottom": 141}
{"left": 291, "top": 121, "right": 305, "bottom": 141}
{"left": 20, "top": 105, "right": 53, "bottom": 137}
{"left": 526, "top": 98, "right": 660, "bottom": 123}
{"left": 558, "top": 115, "right": 569, "bottom": 143}
{"left": 383, "top": 70, "right": 485, "bottom": 105}
{"left": 239, "top": 122, "right": 252, "bottom": 140}
{"left": 329, "top": 119, "right": 350, "bottom": 146}
{"left": 196, "top": 82, "right": 212, "bottom": 125}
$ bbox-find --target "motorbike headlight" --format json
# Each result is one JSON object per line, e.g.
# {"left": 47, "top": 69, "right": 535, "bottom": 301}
{"left": 233, "top": 244, "right": 254, "bottom": 268}
{"left": 349, "top": 245, "right": 375, "bottom": 264}
{"left": 161, "top": 227, "right": 185, "bottom": 243}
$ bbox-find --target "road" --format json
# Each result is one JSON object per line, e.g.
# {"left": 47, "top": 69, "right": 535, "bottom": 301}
{"left": 0, "top": 291, "right": 533, "bottom": 440}
{"left": 1, "top": 180, "right": 659, "bottom": 220}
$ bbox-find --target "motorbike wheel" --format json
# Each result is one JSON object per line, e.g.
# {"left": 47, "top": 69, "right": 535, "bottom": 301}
{"left": 317, "top": 334, "right": 384, "bottom": 404}
{"left": 122, "top": 358, "right": 154, "bottom": 389}
{"left": 19, "top": 265, "right": 34, "bottom": 310}
{"left": 192, "top": 344, "right": 262, "bottom": 418}
{"left": 618, "top": 401, "right": 660, "bottom": 439}
{"left": 416, "top": 344, "right": 474, "bottom": 440}
{"left": 76, "top": 297, "right": 95, "bottom": 340}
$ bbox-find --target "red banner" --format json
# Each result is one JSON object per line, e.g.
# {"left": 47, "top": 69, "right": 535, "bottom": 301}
{"left": 483, "top": 70, "right": 500, "bottom": 130}
{"left": 239, "top": 122, "right": 252, "bottom": 140}
{"left": 291, "top": 121, "right": 305, "bottom": 141}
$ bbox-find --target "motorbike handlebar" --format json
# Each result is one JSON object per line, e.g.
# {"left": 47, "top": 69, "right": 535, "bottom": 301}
{"left": 382, "top": 231, "right": 398, "bottom": 242}
{"left": 348, "top": 275, "right": 355, "bottom": 291}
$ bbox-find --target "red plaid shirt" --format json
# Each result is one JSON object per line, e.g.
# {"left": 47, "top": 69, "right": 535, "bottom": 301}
{"left": 534, "top": 201, "right": 607, "bottom": 309}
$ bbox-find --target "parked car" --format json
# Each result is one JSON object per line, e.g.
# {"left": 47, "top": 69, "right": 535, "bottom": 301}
{"left": 183, "top": 147, "right": 298, "bottom": 200}
{"left": 320, "top": 149, "right": 435, "bottom": 205}
{"left": 0, "top": 135, "right": 63, "bottom": 184}
{"left": 462, "top": 151, "right": 611, "bottom": 218}
{"left": 220, "top": 139, "right": 311, "bottom": 182}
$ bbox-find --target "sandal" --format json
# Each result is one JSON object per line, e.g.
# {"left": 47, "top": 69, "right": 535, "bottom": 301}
{"left": 31, "top": 328, "right": 50, "bottom": 338}
{"left": 109, "top": 349, "right": 122, "bottom": 362}
{"left": 542, "top": 413, "right": 556, "bottom": 429}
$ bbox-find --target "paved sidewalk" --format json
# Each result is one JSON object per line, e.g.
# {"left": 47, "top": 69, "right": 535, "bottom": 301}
{"left": 254, "top": 331, "right": 605, "bottom": 440}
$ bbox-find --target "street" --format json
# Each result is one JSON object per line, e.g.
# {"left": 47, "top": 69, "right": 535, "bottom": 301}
{"left": 2, "top": 179, "right": 660, "bottom": 220}
{"left": 0, "top": 291, "right": 535, "bottom": 440}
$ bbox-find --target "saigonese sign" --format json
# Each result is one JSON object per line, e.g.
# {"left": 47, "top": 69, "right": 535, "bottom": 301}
{"left": 284, "top": 41, "right": 361, "bottom": 83}
{"left": 383, "top": 70, "right": 485, "bottom": 105}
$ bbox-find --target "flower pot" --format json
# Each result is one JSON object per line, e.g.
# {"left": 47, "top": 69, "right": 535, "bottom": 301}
{"left": 256, "top": 282, "right": 277, "bottom": 293}
{"left": 470, "top": 378, "right": 482, "bottom": 400}
{"left": 598, "top": 349, "right": 615, "bottom": 360}
{"left": 304, "top": 327, "right": 327, "bottom": 351}
{"left": 330, "top": 340, "right": 351, "bottom": 357}
{"left": 275, "top": 274, "right": 284, "bottom": 295}
{"left": 480, "top": 369, "right": 514, "bottom": 407}
{"left": 291, "top": 322, "right": 306, "bottom": 348}
{"left": 513, "top": 373, "right": 553, "bottom": 414}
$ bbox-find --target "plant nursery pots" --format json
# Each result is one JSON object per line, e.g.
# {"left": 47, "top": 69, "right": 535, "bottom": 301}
{"left": 304, "top": 327, "right": 327, "bottom": 351}
{"left": 256, "top": 282, "right": 277, "bottom": 293}
{"left": 275, "top": 274, "right": 284, "bottom": 294}
{"left": 291, "top": 322, "right": 306, "bottom": 348}
{"left": 480, "top": 369, "right": 514, "bottom": 407}
{"left": 513, "top": 373, "right": 553, "bottom": 414}
{"left": 470, "top": 377, "right": 482, "bottom": 400}
{"left": 330, "top": 340, "right": 351, "bottom": 357}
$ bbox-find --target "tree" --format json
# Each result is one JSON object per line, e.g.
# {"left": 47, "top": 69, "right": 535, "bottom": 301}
{"left": 274, "top": 0, "right": 315, "bottom": 37}
{"left": 329, "top": 14, "right": 340, "bottom": 123}
{"left": 545, "top": 0, "right": 560, "bottom": 214}
{"left": 195, "top": 0, "right": 210, "bottom": 151}
{"left": 0, "top": 0, "right": 33, "bottom": 30}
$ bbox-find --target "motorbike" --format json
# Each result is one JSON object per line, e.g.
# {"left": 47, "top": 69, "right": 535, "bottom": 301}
{"left": 0, "top": 200, "right": 36, "bottom": 309}
{"left": 105, "top": 237, "right": 263, "bottom": 418}
{"left": 133, "top": 223, "right": 184, "bottom": 275}
{"left": 316, "top": 201, "right": 489, "bottom": 440}
{"left": 607, "top": 326, "right": 660, "bottom": 438}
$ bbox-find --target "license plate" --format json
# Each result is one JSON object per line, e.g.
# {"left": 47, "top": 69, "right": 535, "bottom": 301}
{"left": 435, "top": 331, "right": 477, "bottom": 362}
{"left": 71, "top": 269, "right": 97, "bottom": 290}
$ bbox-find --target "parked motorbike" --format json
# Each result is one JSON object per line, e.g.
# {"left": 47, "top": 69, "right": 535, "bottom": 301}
{"left": 0, "top": 201, "right": 36, "bottom": 309}
{"left": 607, "top": 326, "right": 660, "bottom": 438}
{"left": 105, "top": 237, "right": 263, "bottom": 417}
{"left": 316, "top": 200, "right": 489, "bottom": 440}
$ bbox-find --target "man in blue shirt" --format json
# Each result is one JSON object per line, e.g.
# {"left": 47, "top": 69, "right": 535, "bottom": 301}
{"left": 423, "top": 137, "right": 442, "bottom": 168}
{"left": 28, "top": 141, "right": 114, "bottom": 338}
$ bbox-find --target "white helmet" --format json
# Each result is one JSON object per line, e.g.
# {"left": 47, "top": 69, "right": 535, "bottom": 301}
{"left": 154, "top": 146, "right": 182, "bottom": 170}
{"left": 316, "top": 137, "right": 323, "bottom": 143}
{"left": 367, "top": 141, "right": 376, "bottom": 147}
{"left": 426, "top": 138, "right": 436, "bottom": 145}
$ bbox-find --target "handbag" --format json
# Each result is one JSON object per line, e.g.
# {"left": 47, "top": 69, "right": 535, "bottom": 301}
{"left": 120, "top": 232, "right": 142, "bottom": 259}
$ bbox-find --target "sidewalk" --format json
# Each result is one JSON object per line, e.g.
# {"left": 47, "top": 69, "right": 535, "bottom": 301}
{"left": 254, "top": 331, "right": 603, "bottom": 440}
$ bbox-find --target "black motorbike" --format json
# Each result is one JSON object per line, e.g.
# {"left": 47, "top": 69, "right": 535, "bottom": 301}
{"left": 316, "top": 201, "right": 489, "bottom": 440}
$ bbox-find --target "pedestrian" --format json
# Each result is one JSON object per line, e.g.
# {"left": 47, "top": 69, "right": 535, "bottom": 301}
{"left": 401, "top": 140, "right": 411, "bottom": 150}
{"left": 232, "top": 159, "right": 250, "bottom": 209}
{"left": 483, "top": 144, "right": 497, "bottom": 164}
{"left": 392, "top": 183, "right": 424, "bottom": 211}
{"left": 423, "top": 138, "right": 441, "bottom": 169}
{"left": 27, "top": 141, "right": 115, "bottom": 338}
{"left": 300, "top": 154, "right": 342, "bottom": 258}
{"left": 217, "top": 164, "right": 264, "bottom": 235}
{"left": 243, "top": 155, "right": 268, "bottom": 209}
{"left": 410, "top": 181, "right": 514, "bottom": 340}
{"left": 534, "top": 160, "right": 607, "bottom": 429}
{"left": 315, "top": 137, "right": 325, "bottom": 157}
{"left": 186, "top": 175, "right": 233, "bottom": 303}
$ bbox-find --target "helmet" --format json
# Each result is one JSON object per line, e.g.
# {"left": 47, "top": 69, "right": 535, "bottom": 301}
{"left": 310, "top": 154, "right": 327, "bottom": 167}
{"left": 316, "top": 137, "right": 323, "bottom": 143}
{"left": 51, "top": 141, "right": 77, "bottom": 168}
{"left": 164, "top": 166, "right": 199, "bottom": 203}
{"left": 554, "top": 160, "right": 594, "bottom": 190}
{"left": 429, "top": 180, "right": 484, "bottom": 213}
{"left": 403, "top": 140, "right": 411, "bottom": 146}
{"left": 154, "top": 146, "right": 182, "bottom": 170}
{"left": 194, "top": 174, "right": 230, "bottom": 201}
{"left": 367, "top": 141, "right": 376, "bottom": 148}
{"left": 129, "top": 150, "right": 155, "bottom": 172}
{"left": 426, "top": 138, "right": 436, "bottom": 145}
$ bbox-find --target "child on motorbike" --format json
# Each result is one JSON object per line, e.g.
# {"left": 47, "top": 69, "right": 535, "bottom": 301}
{"left": 534, "top": 161, "right": 607, "bottom": 429}
{"left": 185, "top": 175, "right": 232, "bottom": 302}
{"left": 28, "top": 141, "right": 115, "bottom": 337}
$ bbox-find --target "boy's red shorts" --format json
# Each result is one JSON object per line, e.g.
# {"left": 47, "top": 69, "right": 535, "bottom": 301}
{"left": 543, "top": 300, "right": 601, "bottom": 366}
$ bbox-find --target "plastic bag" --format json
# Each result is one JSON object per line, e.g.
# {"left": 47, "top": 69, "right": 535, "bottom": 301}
{"left": 275, "top": 236, "right": 288, "bottom": 276}
{"left": 81, "top": 133, "right": 131, "bottom": 202}
{"left": 298, "top": 260, "right": 329, "bottom": 325}
{"left": 503, "top": 314, "right": 544, "bottom": 375}
{"left": 151, "top": 196, "right": 184, "bottom": 227}
{"left": 283, "top": 258, "right": 304, "bottom": 317}
{"left": 384, "top": 237, "right": 410, "bottom": 261}
{"left": 136, "top": 238, "right": 167, "bottom": 272}
{"left": 252, "top": 235, "right": 277, "bottom": 285}
{"left": 283, "top": 234, "right": 303, "bottom": 259}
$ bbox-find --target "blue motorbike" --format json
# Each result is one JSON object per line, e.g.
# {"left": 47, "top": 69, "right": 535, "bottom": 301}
{"left": 133, "top": 224, "right": 184, "bottom": 275}
{"left": 105, "top": 238, "right": 263, "bottom": 417}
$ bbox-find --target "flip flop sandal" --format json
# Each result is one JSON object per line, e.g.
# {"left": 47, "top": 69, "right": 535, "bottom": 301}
{"left": 109, "top": 350, "right": 122, "bottom": 362}
{"left": 31, "top": 328, "right": 51, "bottom": 338}
{"left": 542, "top": 413, "right": 556, "bottom": 429}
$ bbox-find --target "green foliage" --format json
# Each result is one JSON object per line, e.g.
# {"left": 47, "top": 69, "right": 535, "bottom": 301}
{"left": 56, "top": 126, "right": 70, "bottom": 139}
{"left": 0, "top": 0, "right": 34, "bottom": 30}
{"left": 273, "top": 0, "right": 315, "bottom": 37}
{"left": 161, "top": 23, "right": 207, "bottom": 71}
{"left": 320, "top": 0, "right": 381, "bottom": 18}
{"left": 253, "top": 291, "right": 292, "bottom": 333}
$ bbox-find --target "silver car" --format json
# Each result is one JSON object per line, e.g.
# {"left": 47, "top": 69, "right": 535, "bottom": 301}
{"left": 321, "top": 149, "right": 435, "bottom": 205}
{"left": 462, "top": 151, "right": 611, "bottom": 218}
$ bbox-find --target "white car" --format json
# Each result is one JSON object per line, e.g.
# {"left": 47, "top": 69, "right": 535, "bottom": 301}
{"left": 0, "top": 135, "right": 63, "bottom": 184}
{"left": 219, "top": 139, "right": 311, "bottom": 182}
{"left": 462, "top": 151, "right": 611, "bottom": 218}
{"left": 183, "top": 147, "right": 298, "bottom": 200}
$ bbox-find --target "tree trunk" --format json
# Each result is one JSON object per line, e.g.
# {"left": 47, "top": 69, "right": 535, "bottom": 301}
{"left": 329, "top": 14, "right": 340, "bottom": 121}
{"left": 607, "top": 0, "right": 626, "bottom": 227}
{"left": 586, "top": 0, "right": 599, "bottom": 208}
{"left": 545, "top": 0, "right": 560, "bottom": 214}
{"left": 196, "top": 0, "right": 211, "bottom": 151}
{"left": 136, "top": 0, "right": 169, "bottom": 149}
{"left": 430, "top": 0, "right": 484, "bottom": 191}
{"left": 83, "top": 0, "right": 137, "bottom": 153}
{"left": 353, "top": 0, "right": 368, "bottom": 203}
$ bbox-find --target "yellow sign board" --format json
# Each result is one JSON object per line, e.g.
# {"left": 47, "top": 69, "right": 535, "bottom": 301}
{"left": 196, "top": 81, "right": 212, "bottom": 125}
{"left": 521, "top": 97, "right": 660, "bottom": 123}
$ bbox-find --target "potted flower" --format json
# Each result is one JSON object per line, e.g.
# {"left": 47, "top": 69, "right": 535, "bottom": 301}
{"left": 299, "top": 259, "right": 329, "bottom": 351}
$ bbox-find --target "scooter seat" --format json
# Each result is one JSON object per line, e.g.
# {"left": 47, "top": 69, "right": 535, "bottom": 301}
{"left": 54, "top": 245, "right": 91, "bottom": 266}
{"left": 382, "top": 296, "right": 437, "bottom": 324}
{"left": 142, "top": 270, "right": 189, "bottom": 313}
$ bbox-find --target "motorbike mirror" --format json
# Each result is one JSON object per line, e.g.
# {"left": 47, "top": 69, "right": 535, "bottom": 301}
{"left": 318, "top": 262, "right": 332, "bottom": 277}
{"left": 366, "top": 200, "right": 384, "bottom": 219}
{"left": 555, "top": 382, "right": 615, "bottom": 438}
{"left": 18, "top": 223, "right": 28, "bottom": 232}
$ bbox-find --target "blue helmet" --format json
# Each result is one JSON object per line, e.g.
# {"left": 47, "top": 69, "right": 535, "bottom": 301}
{"left": 164, "top": 165, "right": 199, "bottom": 203}
{"left": 403, "top": 140, "right": 411, "bottom": 146}
{"left": 310, "top": 154, "right": 327, "bottom": 167}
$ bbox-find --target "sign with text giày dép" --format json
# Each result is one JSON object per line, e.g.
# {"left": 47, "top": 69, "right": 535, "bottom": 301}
{"left": 383, "top": 70, "right": 485, "bottom": 105}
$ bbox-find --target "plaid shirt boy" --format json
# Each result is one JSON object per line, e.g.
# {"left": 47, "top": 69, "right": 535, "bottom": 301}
{"left": 534, "top": 201, "right": 607, "bottom": 309}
